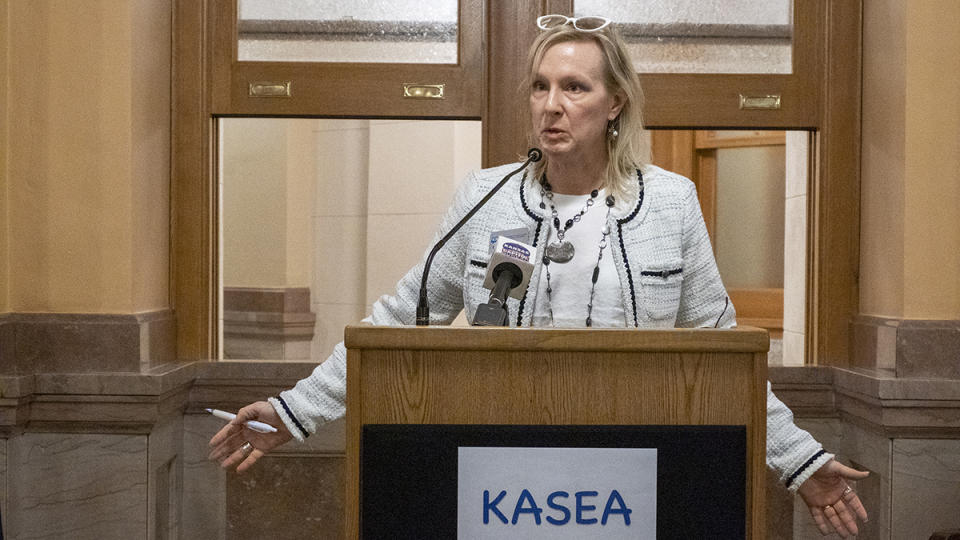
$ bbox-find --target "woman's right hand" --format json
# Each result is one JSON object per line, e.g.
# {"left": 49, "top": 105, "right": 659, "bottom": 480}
{"left": 208, "top": 400, "right": 293, "bottom": 473}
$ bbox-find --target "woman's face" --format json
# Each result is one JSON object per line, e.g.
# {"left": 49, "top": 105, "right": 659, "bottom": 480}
{"left": 530, "top": 40, "right": 624, "bottom": 163}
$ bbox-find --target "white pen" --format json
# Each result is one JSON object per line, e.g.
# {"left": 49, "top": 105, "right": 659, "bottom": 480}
{"left": 205, "top": 408, "right": 278, "bottom": 433}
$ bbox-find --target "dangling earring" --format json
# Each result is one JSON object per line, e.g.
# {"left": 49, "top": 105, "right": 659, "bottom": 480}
{"left": 607, "top": 121, "right": 619, "bottom": 139}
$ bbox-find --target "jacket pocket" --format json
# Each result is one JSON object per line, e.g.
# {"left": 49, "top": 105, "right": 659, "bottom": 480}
{"left": 639, "top": 261, "right": 683, "bottom": 321}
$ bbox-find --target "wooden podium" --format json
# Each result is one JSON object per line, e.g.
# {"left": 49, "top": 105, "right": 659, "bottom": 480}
{"left": 344, "top": 325, "right": 768, "bottom": 538}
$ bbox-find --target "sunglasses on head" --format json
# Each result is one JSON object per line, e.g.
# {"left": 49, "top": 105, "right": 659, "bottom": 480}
{"left": 537, "top": 14, "right": 612, "bottom": 32}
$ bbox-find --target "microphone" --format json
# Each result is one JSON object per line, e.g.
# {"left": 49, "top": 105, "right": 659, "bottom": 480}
{"left": 416, "top": 148, "right": 543, "bottom": 326}
{"left": 473, "top": 237, "right": 536, "bottom": 326}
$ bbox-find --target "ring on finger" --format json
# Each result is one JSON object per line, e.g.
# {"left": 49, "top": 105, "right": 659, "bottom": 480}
{"left": 240, "top": 441, "right": 253, "bottom": 455}
{"left": 831, "top": 492, "right": 851, "bottom": 508}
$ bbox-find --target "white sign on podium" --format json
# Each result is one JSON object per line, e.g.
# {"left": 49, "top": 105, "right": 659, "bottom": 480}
{"left": 457, "top": 447, "right": 657, "bottom": 539}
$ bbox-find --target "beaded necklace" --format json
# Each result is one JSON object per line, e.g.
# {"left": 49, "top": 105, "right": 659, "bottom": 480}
{"left": 541, "top": 187, "right": 616, "bottom": 327}
{"left": 540, "top": 180, "right": 600, "bottom": 264}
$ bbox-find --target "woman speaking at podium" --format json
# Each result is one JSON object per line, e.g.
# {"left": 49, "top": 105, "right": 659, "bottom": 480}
{"left": 211, "top": 15, "right": 868, "bottom": 537}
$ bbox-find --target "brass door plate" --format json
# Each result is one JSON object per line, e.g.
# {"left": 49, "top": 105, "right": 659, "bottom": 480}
{"left": 249, "top": 81, "right": 292, "bottom": 98}
{"left": 739, "top": 94, "right": 781, "bottom": 110}
{"left": 403, "top": 84, "right": 445, "bottom": 99}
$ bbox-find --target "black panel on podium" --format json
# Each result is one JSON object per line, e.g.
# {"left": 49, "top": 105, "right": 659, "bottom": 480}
{"left": 362, "top": 424, "right": 746, "bottom": 538}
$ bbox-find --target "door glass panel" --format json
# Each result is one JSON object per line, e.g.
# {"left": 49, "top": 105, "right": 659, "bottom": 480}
{"left": 237, "top": 0, "right": 459, "bottom": 63}
{"left": 715, "top": 142, "right": 786, "bottom": 289}
{"left": 219, "top": 118, "right": 481, "bottom": 361}
{"left": 574, "top": 0, "right": 793, "bottom": 73}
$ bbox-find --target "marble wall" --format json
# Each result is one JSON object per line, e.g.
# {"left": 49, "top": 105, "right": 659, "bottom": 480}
{"left": 149, "top": 414, "right": 185, "bottom": 540}
{"left": 224, "top": 416, "right": 345, "bottom": 539}
{"left": 1, "top": 438, "right": 6, "bottom": 538}
{"left": 225, "top": 454, "right": 343, "bottom": 539}
{"left": 5, "top": 434, "right": 148, "bottom": 539}
{"left": 892, "top": 439, "right": 960, "bottom": 538}
{"left": 182, "top": 414, "right": 227, "bottom": 540}
{"left": 182, "top": 412, "right": 345, "bottom": 540}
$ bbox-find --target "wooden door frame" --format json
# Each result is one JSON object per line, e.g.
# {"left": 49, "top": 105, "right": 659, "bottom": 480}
{"left": 172, "top": 0, "right": 217, "bottom": 359}
{"left": 172, "top": 0, "right": 861, "bottom": 366}
{"left": 208, "top": 0, "right": 484, "bottom": 118}
{"left": 171, "top": 0, "right": 485, "bottom": 359}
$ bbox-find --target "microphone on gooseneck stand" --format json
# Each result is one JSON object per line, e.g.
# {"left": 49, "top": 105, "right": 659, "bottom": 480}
{"left": 473, "top": 237, "right": 536, "bottom": 326}
{"left": 416, "top": 148, "right": 543, "bottom": 326}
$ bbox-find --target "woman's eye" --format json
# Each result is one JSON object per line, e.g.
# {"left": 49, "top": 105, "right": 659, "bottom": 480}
{"left": 532, "top": 81, "right": 546, "bottom": 92}
{"left": 567, "top": 83, "right": 583, "bottom": 92}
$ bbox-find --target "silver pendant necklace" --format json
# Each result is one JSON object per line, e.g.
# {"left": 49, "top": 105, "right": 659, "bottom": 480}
{"left": 540, "top": 180, "right": 600, "bottom": 264}
{"left": 543, "top": 194, "right": 616, "bottom": 327}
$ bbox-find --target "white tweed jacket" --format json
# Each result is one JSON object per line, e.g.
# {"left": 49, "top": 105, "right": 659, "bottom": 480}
{"left": 270, "top": 163, "right": 832, "bottom": 492}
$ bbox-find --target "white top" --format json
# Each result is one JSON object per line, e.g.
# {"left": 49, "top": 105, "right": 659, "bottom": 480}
{"left": 531, "top": 189, "right": 627, "bottom": 328}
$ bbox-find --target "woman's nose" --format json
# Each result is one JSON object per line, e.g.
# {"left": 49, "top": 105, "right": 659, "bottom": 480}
{"left": 545, "top": 89, "right": 562, "bottom": 114}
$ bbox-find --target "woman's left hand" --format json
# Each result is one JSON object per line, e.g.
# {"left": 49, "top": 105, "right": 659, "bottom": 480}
{"left": 797, "top": 458, "right": 869, "bottom": 537}
{"left": 208, "top": 401, "right": 293, "bottom": 473}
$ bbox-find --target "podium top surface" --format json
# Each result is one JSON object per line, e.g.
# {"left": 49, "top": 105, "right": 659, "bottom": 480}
{"left": 345, "top": 325, "right": 769, "bottom": 353}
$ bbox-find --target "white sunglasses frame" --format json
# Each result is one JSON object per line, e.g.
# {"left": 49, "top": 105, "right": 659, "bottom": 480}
{"left": 536, "top": 14, "right": 612, "bottom": 33}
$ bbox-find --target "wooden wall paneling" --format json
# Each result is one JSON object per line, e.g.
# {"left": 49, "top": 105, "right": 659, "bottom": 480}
{"left": 649, "top": 131, "right": 668, "bottom": 169}
{"left": 172, "top": 0, "right": 217, "bottom": 360}
{"left": 230, "top": 64, "right": 482, "bottom": 118}
{"left": 789, "top": 0, "right": 826, "bottom": 116}
{"left": 642, "top": 74, "right": 813, "bottom": 129}
{"left": 211, "top": 0, "right": 483, "bottom": 118}
{"left": 483, "top": 0, "right": 535, "bottom": 166}
{"left": 483, "top": 0, "right": 572, "bottom": 167}
{"left": 485, "top": 1, "right": 540, "bottom": 166}
{"left": 649, "top": 130, "right": 714, "bottom": 238}
{"left": 208, "top": 0, "right": 233, "bottom": 114}
{"left": 696, "top": 149, "right": 717, "bottom": 241}
{"left": 650, "top": 130, "right": 695, "bottom": 179}
{"left": 642, "top": 2, "right": 823, "bottom": 129}
{"left": 729, "top": 288, "right": 785, "bottom": 337}
{"left": 695, "top": 130, "right": 786, "bottom": 149}
{"left": 810, "top": 1, "right": 861, "bottom": 366}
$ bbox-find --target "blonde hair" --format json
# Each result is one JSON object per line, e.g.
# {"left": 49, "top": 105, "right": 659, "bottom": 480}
{"left": 522, "top": 22, "right": 649, "bottom": 201}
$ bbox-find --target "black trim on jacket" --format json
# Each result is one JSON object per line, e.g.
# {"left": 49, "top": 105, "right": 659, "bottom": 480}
{"left": 785, "top": 449, "right": 826, "bottom": 489}
{"left": 639, "top": 267, "right": 682, "bottom": 278}
{"left": 277, "top": 395, "right": 310, "bottom": 439}
{"left": 616, "top": 169, "right": 646, "bottom": 327}
{"left": 517, "top": 172, "right": 543, "bottom": 325}
{"left": 714, "top": 297, "right": 730, "bottom": 328}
